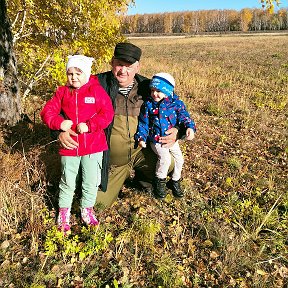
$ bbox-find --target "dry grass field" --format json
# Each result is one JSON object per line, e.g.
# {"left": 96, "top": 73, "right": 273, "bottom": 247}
{"left": 0, "top": 34, "right": 287, "bottom": 287}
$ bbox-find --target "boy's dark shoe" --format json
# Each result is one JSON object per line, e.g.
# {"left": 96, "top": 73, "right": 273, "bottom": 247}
{"left": 167, "top": 179, "right": 184, "bottom": 198}
{"left": 153, "top": 177, "right": 167, "bottom": 199}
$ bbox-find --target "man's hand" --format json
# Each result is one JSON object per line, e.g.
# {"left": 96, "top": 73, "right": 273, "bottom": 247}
{"left": 159, "top": 127, "right": 178, "bottom": 148}
{"left": 58, "top": 130, "right": 78, "bottom": 150}
{"left": 77, "top": 123, "right": 88, "bottom": 134}
{"left": 186, "top": 128, "right": 195, "bottom": 141}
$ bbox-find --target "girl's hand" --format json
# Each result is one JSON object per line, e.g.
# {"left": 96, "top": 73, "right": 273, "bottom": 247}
{"left": 60, "top": 120, "right": 73, "bottom": 131}
{"left": 77, "top": 123, "right": 89, "bottom": 134}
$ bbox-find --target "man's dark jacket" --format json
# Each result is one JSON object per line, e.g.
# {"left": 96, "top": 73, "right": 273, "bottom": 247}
{"left": 97, "top": 71, "right": 150, "bottom": 191}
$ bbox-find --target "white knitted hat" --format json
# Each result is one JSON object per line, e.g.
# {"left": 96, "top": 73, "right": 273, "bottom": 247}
{"left": 153, "top": 72, "right": 175, "bottom": 87}
{"left": 66, "top": 55, "right": 94, "bottom": 83}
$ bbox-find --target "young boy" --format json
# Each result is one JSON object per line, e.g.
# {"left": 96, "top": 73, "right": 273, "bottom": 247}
{"left": 134, "top": 72, "right": 196, "bottom": 199}
{"left": 41, "top": 55, "right": 114, "bottom": 232}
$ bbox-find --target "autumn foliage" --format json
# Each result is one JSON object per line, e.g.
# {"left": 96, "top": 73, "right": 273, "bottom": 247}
{"left": 0, "top": 34, "right": 287, "bottom": 287}
{"left": 7, "top": 0, "right": 133, "bottom": 109}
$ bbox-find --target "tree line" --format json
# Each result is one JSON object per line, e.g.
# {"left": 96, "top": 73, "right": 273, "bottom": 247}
{"left": 121, "top": 8, "right": 288, "bottom": 34}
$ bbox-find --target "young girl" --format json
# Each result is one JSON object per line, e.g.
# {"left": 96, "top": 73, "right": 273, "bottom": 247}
{"left": 41, "top": 55, "right": 114, "bottom": 232}
{"left": 135, "top": 72, "right": 196, "bottom": 199}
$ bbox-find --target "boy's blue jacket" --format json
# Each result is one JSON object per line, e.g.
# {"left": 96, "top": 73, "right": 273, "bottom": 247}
{"left": 134, "top": 93, "right": 196, "bottom": 144}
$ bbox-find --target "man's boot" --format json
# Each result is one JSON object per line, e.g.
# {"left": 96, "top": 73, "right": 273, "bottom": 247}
{"left": 153, "top": 177, "right": 167, "bottom": 199}
{"left": 167, "top": 179, "right": 184, "bottom": 198}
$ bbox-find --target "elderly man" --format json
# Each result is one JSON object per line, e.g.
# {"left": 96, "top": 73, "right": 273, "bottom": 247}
{"left": 58, "top": 43, "right": 178, "bottom": 207}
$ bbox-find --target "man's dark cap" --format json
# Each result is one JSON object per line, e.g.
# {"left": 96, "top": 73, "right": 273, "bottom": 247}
{"left": 114, "top": 42, "right": 142, "bottom": 63}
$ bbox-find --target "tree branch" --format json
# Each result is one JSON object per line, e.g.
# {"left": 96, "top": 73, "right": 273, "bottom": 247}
{"left": 13, "top": 9, "right": 26, "bottom": 44}
{"left": 23, "top": 54, "right": 52, "bottom": 99}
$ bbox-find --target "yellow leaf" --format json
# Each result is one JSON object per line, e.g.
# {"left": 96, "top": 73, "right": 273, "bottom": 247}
{"left": 256, "top": 269, "right": 268, "bottom": 276}
{"left": 203, "top": 240, "right": 213, "bottom": 248}
{"left": 177, "top": 265, "right": 184, "bottom": 271}
{"left": 225, "top": 177, "right": 233, "bottom": 187}
{"left": 210, "top": 251, "right": 219, "bottom": 259}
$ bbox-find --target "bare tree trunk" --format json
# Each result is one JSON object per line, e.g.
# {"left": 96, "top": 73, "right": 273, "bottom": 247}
{"left": 0, "top": 0, "right": 21, "bottom": 126}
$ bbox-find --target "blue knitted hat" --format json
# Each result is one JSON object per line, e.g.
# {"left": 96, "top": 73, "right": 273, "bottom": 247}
{"left": 150, "top": 72, "right": 175, "bottom": 97}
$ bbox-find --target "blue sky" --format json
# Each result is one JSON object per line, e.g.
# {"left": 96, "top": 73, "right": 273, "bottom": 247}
{"left": 127, "top": 0, "right": 288, "bottom": 15}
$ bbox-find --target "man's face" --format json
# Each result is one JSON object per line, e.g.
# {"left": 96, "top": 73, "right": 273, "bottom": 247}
{"left": 111, "top": 58, "right": 140, "bottom": 87}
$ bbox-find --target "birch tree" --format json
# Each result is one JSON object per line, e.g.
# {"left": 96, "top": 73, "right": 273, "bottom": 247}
{"left": 0, "top": 0, "right": 21, "bottom": 125}
{"left": 8, "top": 0, "right": 132, "bottom": 103}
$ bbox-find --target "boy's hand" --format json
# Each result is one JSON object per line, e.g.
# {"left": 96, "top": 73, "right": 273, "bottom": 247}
{"left": 139, "top": 141, "right": 147, "bottom": 148}
{"left": 77, "top": 122, "right": 88, "bottom": 134}
{"left": 186, "top": 128, "right": 195, "bottom": 140}
{"left": 60, "top": 120, "right": 73, "bottom": 131}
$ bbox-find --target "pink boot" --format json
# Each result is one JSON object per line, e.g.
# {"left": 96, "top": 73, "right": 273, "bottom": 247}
{"left": 57, "top": 207, "right": 71, "bottom": 233}
{"left": 81, "top": 207, "right": 99, "bottom": 227}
